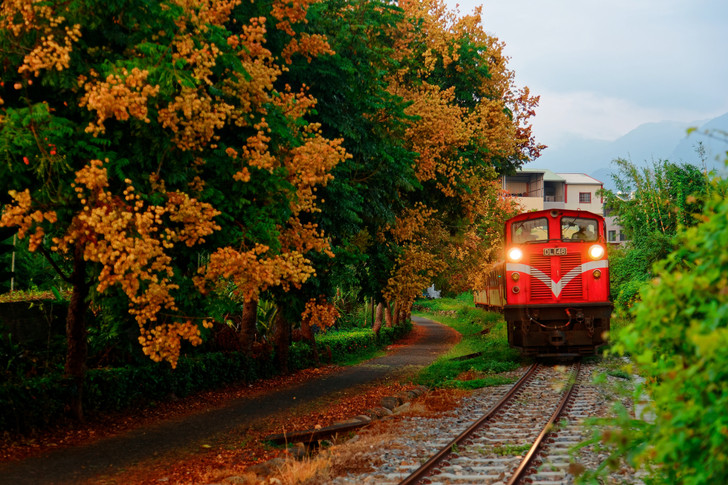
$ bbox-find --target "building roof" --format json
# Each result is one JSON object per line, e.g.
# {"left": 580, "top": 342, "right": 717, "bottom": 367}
{"left": 556, "top": 173, "right": 603, "bottom": 185}
{"left": 514, "top": 168, "right": 565, "bottom": 182}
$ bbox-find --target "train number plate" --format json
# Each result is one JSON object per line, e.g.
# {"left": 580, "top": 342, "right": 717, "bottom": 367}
{"left": 543, "top": 247, "right": 567, "bottom": 256}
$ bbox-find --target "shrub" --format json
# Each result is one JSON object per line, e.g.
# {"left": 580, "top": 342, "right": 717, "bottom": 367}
{"left": 0, "top": 351, "right": 275, "bottom": 433}
{"left": 0, "top": 322, "right": 412, "bottom": 433}
{"left": 589, "top": 176, "right": 728, "bottom": 484}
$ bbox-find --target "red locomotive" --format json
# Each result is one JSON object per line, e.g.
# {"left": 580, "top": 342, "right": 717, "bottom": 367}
{"left": 475, "top": 209, "right": 612, "bottom": 357}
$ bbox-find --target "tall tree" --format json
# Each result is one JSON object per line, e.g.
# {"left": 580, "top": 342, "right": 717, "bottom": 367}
{"left": 602, "top": 158, "right": 709, "bottom": 307}
{"left": 379, "top": 0, "right": 541, "bottom": 309}
{"left": 0, "top": 0, "right": 345, "bottom": 414}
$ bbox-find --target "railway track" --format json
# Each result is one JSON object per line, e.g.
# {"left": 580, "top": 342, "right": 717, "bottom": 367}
{"left": 398, "top": 362, "right": 582, "bottom": 485}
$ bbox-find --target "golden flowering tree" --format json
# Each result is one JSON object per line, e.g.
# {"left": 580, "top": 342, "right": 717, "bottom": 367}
{"left": 0, "top": 0, "right": 345, "bottom": 417}
{"left": 378, "top": 0, "right": 542, "bottom": 314}
{"left": 275, "top": 0, "right": 541, "bottom": 324}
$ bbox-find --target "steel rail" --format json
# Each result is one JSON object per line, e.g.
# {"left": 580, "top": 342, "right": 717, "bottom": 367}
{"left": 506, "top": 361, "right": 582, "bottom": 485}
{"left": 398, "top": 362, "right": 540, "bottom": 485}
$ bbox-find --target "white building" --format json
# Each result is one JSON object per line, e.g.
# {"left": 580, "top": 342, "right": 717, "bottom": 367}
{"left": 501, "top": 169, "right": 603, "bottom": 213}
{"left": 500, "top": 169, "right": 628, "bottom": 245}
{"left": 558, "top": 173, "right": 604, "bottom": 213}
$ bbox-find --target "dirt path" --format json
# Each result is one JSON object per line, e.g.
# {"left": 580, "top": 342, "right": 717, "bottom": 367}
{"left": 0, "top": 317, "right": 457, "bottom": 485}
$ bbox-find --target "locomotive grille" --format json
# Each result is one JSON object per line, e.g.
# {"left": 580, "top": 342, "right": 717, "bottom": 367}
{"left": 528, "top": 253, "right": 584, "bottom": 300}
{"left": 529, "top": 254, "right": 552, "bottom": 300}
{"left": 560, "top": 253, "right": 583, "bottom": 299}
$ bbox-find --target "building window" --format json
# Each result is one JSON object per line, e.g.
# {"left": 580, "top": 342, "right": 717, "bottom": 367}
{"left": 579, "top": 192, "right": 591, "bottom": 203}
{"left": 608, "top": 230, "right": 616, "bottom": 242}
{"left": 619, "top": 232, "right": 626, "bottom": 242}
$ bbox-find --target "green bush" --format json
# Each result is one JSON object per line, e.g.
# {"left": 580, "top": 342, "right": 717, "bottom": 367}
{"left": 318, "top": 323, "right": 411, "bottom": 363}
{"left": 587, "top": 176, "right": 728, "bottom": 484}
{"left": 0, "top": 351, "right": 275, "bottom": 433}
{"left": 0, "top": 375, "right": 74, "bottom": 433}
{"left": 289, "top": 341, "right": 315, "bottom": 371}
{"left": 0, "top": 322, "right": 412, "bottom": 433}
{"left": 412, "top": 294, "right": 521, "bottom": 389}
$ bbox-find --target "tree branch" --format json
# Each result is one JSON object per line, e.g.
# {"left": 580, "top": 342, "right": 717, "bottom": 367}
{"left": 37, "top": 244, "right": 73, "bottom": 284}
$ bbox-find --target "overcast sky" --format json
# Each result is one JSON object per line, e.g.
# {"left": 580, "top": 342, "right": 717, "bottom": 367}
{"left": 442, "top": 0, "right": 728, "bottom": 149}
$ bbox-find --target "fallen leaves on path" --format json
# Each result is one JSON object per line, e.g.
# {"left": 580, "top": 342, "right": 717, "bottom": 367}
{"left": 100, "top": 380, "right": 421, "bottom": 485}
{"left": 1, "top": 365, "right": 344, "bottom": 463}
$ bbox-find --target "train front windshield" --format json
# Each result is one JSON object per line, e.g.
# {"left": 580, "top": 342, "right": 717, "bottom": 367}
{"left": 511, "top": 218, "right": 549, "bottom": 243}
{"left": 560, "top": 217, "right": 598, "bottom": 242}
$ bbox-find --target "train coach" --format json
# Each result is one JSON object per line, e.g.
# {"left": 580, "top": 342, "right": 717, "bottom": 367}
{"left": 475, "top": 209, "right": 612, "bottom": 357}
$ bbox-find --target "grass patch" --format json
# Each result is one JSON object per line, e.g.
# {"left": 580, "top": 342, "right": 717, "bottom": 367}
{"left": 413, "top": 293, "right": 523, "bottom": 389}
{"left": 335, "top": 348, "right": 386, "bottom": 367}
{"left": 489, "top": 443, "right": 532, "bottom": 456}
{"left": 443, "top": 375, "right": 516, "bottom": 390}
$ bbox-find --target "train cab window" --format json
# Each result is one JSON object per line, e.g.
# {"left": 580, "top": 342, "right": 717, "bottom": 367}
{"left": 512, "top": 218, "right": 549, "bottom": 243}
{"left": 561, "top": 217, "right": 598, "bottom": 242}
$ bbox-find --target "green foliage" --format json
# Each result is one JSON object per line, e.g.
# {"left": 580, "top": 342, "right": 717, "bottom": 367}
{"left": 316, "top": 323, "right": 411, "bottom": 364}
{"left": 589, "top": 173, "right": 728, "bottom": 484}
{"left": 0, "top": 351, "right": 275, "bottom": 433}
{"left": 0, "top": 321, "right": 411, "bottom": 433}
{"left": 412, "top": 294, "right": 521, "bottom": 389}
{"left": 442, "top": 375, "right": 516, "bottom": 390}
{"left": 603, "top": 159, "right": 710, "bottom": 310}
{"left": 0, "top": 227, "right": 15, "bottom": 287}
{"left": 283, "top": 0, "right": 418, "bottom": 304}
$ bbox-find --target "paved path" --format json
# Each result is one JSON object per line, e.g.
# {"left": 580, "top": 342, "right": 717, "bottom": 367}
{"left": 0, "top": 317, "right": 457, "bottom": 484}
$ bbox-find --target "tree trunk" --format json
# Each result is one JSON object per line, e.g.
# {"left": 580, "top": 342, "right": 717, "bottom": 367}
{"left": 392, "top": 300, "right": 400, "bottom": 327}
{"left": 370, "top": 297, "right": 375, "bottom": 328}
{"left": 272, "top": 309, "right": 290, "bottom": 374}
{"left": 384, "top": 302, "right": 393, "bottom": 328}
{"left": 65, "top": 244, "right": 90, "bottom": 422}
{"left": 300, "top": 318, "right": 319, "bottom": 365}
{"left": 372, "top": 302, "right": 383, "bottom": 335}
{"left": 238, "top": 298, "right": 258, "bottom": 353}
{"left": 401, "top": 301, "right": 411, "bottom": 325}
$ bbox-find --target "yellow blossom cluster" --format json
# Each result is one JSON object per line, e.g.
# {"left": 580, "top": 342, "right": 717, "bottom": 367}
{"left": 187, "top": 176, "right": 206, "bottom": 194}
{"left": 0, "top": 189, "right": 58, "bottom": 252}
{"left": 284, "top": 129, "right": 348, "bottom": 214}
{"left": 19, "top": 23, "right": 82, "bottom": 77}
{"left": 301, "top": 298, "right": 339, "bottom": 331}
{"left": 1, "top": 0, "right": 82, "bottom": 79}
{"left": 0, "top": 0, "right": 49, "bottom": 36}
{"left": 165, "top": 191, "right": 222, "bottom": 246}
{"left": 49, "top": 160, "right": 220, "bottom": 366}
{"left": 274, "top": 86, "right": 318, "bottom": 121}
{"left": 279, "top": 218, "right": 333, "bottom": 257}
{"left": 220, "top": 17, "right": 281, "bottom": 130}
{"left": 388, "top": 203, "right": 437, "bottom": 244}
{"left": 138, "top": 319, "right": 210, "bottom": 367}
{"left": 395, "top": 0, "right": 466, "bottom": 72}
{"left": 170, "top": 0, "right": 240, "bottom": 29}
{"left": 79, "top": 68, "right": 161, "bottom": 135}
{"left": 270, "top": 0, "right": 320, "bottom": 36}
{"left": 157, "top": 88, "right": 231, "bottom": 151}
{"left": 172, "top": 33, "right": 222, "bottom": 85}
{"left": 383, "top": 245, "right": 447, "bottom": 308}
{"left": 198, "top": 245, "right": 316, "bottom": 303}
{"left": 281, "top": 33, "right": 334, "bottom": 64}
{"left": 239, "top": 127, "right": 277, "bottom": 173}
{"left": 1, "top": 0, "right": 66, "bottom": 37}
{"left": 392, "top": 82, "right": 469, "bottom": 196}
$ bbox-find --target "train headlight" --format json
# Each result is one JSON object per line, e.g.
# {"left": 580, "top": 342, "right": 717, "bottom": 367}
{"left": 507, "top": 247, "right": 523, "bottom": 262}
{"left": 511, "top": 272, "right": 520, "bottom": 282}
{"left": 588, "top": 244, "right": 605, "bottom": 260}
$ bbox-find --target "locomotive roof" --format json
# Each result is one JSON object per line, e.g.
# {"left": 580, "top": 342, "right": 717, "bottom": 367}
{"left": 507, "top": 208, "right": 605, "bottom": 223}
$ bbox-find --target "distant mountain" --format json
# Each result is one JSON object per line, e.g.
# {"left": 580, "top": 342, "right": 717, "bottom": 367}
{"left": 671, "top": 112, "right": 728, "bottom": 169}
{"left": 530, "top": 113, "right": 728, "bottom": 191}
